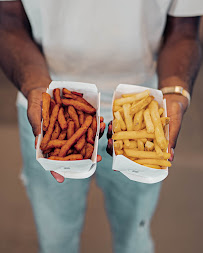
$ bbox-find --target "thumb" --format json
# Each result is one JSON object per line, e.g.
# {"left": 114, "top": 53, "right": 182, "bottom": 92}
{"left": 27, "top": 88, "right": 45, "bottom": 137}
{"left": 50, "top": 171, "right": 65, "bottom": 183}
{"left": 168, "top": 107, "right": 183, "bottom": 162}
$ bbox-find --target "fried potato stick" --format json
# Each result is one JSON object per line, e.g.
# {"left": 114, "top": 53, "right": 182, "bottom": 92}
{"left": 114, "top": 111, "right": 126, "bottom": 131}
{"left": 48, "top": 154, "right": 83, "bottom": 161}
{"left": 112, "top": 119, "right": 121, "bottom": 133}
{"left": 123, "top": 103, "right": 133, "bottom": 131}
{"left": 114, "top": 140, "right": 123, "bottom": 150}
{"left": 115, "top": 149, "right": 124, "bottom": 155}
{"left": 59, "top": 115, "right": 93, "bottom": 157}
{"left": 142, "top": 164, "right": 162, "bottom": 169}
{"left": 134, "top": 159, "right": 171, "bottom": 167}
{"left": 42, "top": 92, "right": 51, "bottom": 131}
{"left": 123, "top": 140, "right": 137, "bottom": 149}
{"left": 62, "top": 88, "right": 72, "bottom": 95}
{"left": 67, "top": 120, "right": 75, "bottom": 139}
{"left": 154, "top": 139, "right": 164, "bottom": 158}
{"left": 87, "top": 127, "right": 94, "bottom": 144}
{"left": 84, "top": 143, "right": 94, "bottom": 159}
{"left": 49, "top": 98, "right": 56, "bottom": 116}
{"left": 145, "top": 141, "right": 154, "bottom": 151}
{"left": 62, "top": 99, "right": 96, "bottom": 114}
{"left": 112, "top": 130, "right": 155, "bottom": 140}
{"left": 58, "top": 107, "right": 68, "bottom": 130}
{"left": 53, "top": 88, "right": 62, "bottom": 105}
{"left": 68, "top": 105, "right": 80, "bottom": 130}
{"left": 124, "top": 150, "right": 171, "bottom": 159}
{"left": 40, "top": 104, "right": 60, "bottom": 150}
{"left": 161, "top": 117, "right": 170, "bottom": 127}
{"left": 123, "top": 139, "right": 131, "bottom": 147}
{"left": 121, "top": 90, "right": 150, "bottom": 98}
{"left": 91, "top": 115, "right": 97, "bottom": 136}
{"left": 149, "top": 100, "right": 167, "bottom": 149}
{"left": 134, "top": 109, "right": 144, "bottom": 131}
{"left": 130, "top": 96, "right": 154, "bottom": 115}
{"left": 144, "top": 108, "right": 154, "bottom": 133}
{"left": 137, "top": 139, "right": 144, "bottom": 151}
{"left": 158, "top": 108, "right": 164, "bottom": 116}
{"left": 51, "top": 122, "right": 60, "bottom": 140}
{"left": 45, "top": 140, "right": 66, "bottom": 149}
{"left": 63, "top": 93, "right": 93, "bottom": 107}
{"left": 78, "top": 110, "right": 85, "bottom": 125}
{"left": 49, "top": 148, "right": 60, "bottom": 156}
{"left": 58, "top": 130, "right": 67, "bottom": 140}
{"left": 114, "top": 90, "right": 150, "bottom": 106}
{"left": 80, "top": 145, "right": 86, "bottom": 157}
{"left": 74, "top": 135, "right": 86, "bottom": 151}
{"left": 72, "top": 91, "right": 83, "bottom": 97}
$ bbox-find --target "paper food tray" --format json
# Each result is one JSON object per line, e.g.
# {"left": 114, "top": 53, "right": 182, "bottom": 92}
{"left": 36, "top": 81, "right": 100, "bottom": 179}
{"left": 112, "top": 84, "right": 169, "bottom": 184}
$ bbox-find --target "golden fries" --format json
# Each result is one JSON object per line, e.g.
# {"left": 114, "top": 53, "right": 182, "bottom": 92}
{"left": 133, "top": 109, "right": 144, "bottom": 131}
{"left": 123, "top": 104, "right": 133, "bottom": 131}
{"left": 143, "top": 108, "right": 154, "bottom": 133}
{"left": 112, "top": 89, "right": 170, "bottom": 169}
{"left": 149, "top": 101, "right": 167, "bottom": 150}
{"left": 114, "top": 90, "right": 150, "bottom": 106}
{"left": 114, "top": 111, "right": 126, "bottom": 130}
{"left": 41, "top": 88, "right": 97, "bottom": 161}
{"left": 124, "top": 150, "right": 170, "bottom": 159}
{"left": 112, "top": 130, "right": 155, "bottom": 140}
{"left": 130, "top": 96, "right": 154, "bottom": 115}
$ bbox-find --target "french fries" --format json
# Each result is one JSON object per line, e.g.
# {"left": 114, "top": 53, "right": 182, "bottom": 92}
{"left": 40, "top": 88, "right": 97, "bottom": 161}
{"left": 112, "top": 89, "right": 171, "bottom": 169}
{"left": 42, "top": 93, "right": 51, "bottom": 131}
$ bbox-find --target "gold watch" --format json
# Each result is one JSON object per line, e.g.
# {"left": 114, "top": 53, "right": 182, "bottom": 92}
{"left": 160, "top": 86, "right": 190, "bottom": 107}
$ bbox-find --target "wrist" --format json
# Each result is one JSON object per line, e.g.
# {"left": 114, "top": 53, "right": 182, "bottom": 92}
{"left": 163, "top": 93, "right": 189, "bottom": 113}
{"left": 21, "top": 76, "right": 52, "bottom": 99}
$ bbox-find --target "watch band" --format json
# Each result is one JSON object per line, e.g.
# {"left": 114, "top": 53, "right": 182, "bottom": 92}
{"left": 160, "top": 86, "right": 190, "bottom": 107}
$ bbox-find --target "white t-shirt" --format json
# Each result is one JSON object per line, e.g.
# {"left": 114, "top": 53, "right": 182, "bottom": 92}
{"left": 2, "top": 0, "right": 203, "bottom": 109}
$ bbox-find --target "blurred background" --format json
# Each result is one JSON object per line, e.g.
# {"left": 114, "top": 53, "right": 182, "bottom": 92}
{"left": 0, "top": 20, "right": 203, "bottom": 253}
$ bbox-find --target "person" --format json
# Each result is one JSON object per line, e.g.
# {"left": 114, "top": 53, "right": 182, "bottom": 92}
{"left": 0, "top": 1, "right": 202, "bottom": 252}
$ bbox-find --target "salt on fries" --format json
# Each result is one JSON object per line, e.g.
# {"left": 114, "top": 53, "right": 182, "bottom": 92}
{"left": 112, "top": 89, "right": 171, "bottom": 169}
{"left": 40, "top": 88, "right": 97, "bottom": 161}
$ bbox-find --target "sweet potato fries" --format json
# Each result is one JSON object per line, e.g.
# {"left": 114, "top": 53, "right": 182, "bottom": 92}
{"left": 40, "top": 88, "right": 97, "bottom": 160}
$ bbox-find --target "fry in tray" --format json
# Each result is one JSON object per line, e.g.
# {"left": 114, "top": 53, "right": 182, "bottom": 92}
{"left": 58, "top": 107, "right": 68, "bottom": 130}
{"left": 62, "top": 99, "right": 96, "bottom": 114}
{"left": 53, "top": 88, "right": 62, "bottom": 105}
{"left": 112, "top": 89, "right": 170, "bottom": 169}
{"left": 42, "top": 93, "right": 51, "bottom": 131}
{"left": 41, "top": 88, "right": 97, "bottom": 161}
{"left": 40, "top": 104, "right": 60, "bottom": 150}
{"left": 48, "top": 154, "right": 83, "bottom": 161}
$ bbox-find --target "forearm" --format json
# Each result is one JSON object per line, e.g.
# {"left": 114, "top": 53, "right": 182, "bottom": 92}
{"left": 158, "top": 37, "right": 202, "bottom": 94}
{"left": 0, "top": 27, "right": 51, "bottom": 98}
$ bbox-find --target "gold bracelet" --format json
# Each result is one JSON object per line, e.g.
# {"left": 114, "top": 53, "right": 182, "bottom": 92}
{"left": 160, "top": 86, "right": 190, "bottom": 107}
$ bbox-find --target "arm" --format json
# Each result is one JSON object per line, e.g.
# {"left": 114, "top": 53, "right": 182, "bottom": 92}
{"left": 0, "top": 2, "right": 105, "bottom": 182}
{"left": 158, "top": 16, "right": 202, "bottom": 160}
{"left": 0, "top": 1, "right": 51, "bottom": 136}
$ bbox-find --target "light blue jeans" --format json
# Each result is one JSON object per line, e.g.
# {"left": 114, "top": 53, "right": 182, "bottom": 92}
{"left": 17, "top": 103, "right": 161, "bottom": 253}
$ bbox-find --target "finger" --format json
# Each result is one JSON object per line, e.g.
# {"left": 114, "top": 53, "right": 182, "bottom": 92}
{"left": 168, "top": 147, "right": 174, "bottom": 162}
{"left": 106, "top": 138, "right": 113, "bottom": 156}
{"left": 35, "top": 136, "right": 39, "bottom": 149}
{"left": 107, "top": 121, "right": 112, "bottom": 139}
{"left": 97, "top": 154, "right": 102, "bottom": 162}
{"left": 99, "top": 122, "right": 106, "bottom": 138}
{"left": 50, "top": 171, "right": 65, "bottom": 183}
{"left": 100, "top": 116, "right": 104, "bottom": 123}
